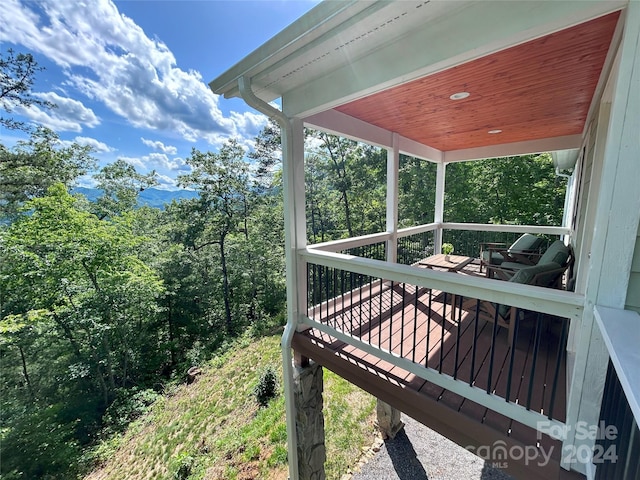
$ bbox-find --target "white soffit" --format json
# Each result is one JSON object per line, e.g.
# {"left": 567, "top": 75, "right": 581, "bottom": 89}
{"left": 282, "top": 0, "right": 627, "bottom": 118}
{"left": 210, "top": 1, "right": 626, "bottom": 115}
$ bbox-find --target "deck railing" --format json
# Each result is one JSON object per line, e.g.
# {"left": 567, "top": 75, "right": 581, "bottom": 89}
{"left": 595, "top": 361, "right": 640, "bottom": 479}
{"left": 594, "top": 307, "right": 640, "bottom": 480}
{"left": 300, "top": 222, "right": 581, "bottom": 439}
{"left": 397, "top": 230, "right": 434, "bottom": 265}
{"left": 441, "top": 223, "right": 567, "bottom": 258}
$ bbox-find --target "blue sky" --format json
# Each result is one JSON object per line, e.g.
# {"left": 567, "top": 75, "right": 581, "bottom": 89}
{"left": 0, "top": 0, "right": 320, "bottom": 189}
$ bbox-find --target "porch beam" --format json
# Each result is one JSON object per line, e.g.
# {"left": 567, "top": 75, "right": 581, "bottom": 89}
{"left": 300, "top": 248, "right": 584, "bottom": 321}
{"left": 304, "top": 109, "right": 442, "bottom": 162}
{"left": 443, "top": 135, "right": 583, "bottom": 163}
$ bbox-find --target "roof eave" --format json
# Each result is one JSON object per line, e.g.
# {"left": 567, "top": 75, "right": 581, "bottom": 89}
{"left": 208, "top": 0, "right": 374, "bottom": 100}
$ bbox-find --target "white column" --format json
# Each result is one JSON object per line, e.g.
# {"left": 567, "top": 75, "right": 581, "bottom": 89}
{"left": 563, "top": 2, "right": 640, "bottom": 476}
{"left": 281, "top": 117, "right": 307, "bottom": 480}
{"left": 434, "top": 161, "right": 446, "bottom": 253}
{"left": 386, "top": 132, "right": 400, "bottom": 263}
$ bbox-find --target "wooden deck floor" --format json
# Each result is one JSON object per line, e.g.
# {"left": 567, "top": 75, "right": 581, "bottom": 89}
{"left": 296, "top": 259, "right": 580, "bottom": 480}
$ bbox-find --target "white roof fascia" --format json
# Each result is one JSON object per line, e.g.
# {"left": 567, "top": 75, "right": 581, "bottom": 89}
{"left": 282, "top": 0, "right": 628, "bottom": 119}
{"left": 304, "top": 109, "right": 442, "bottom": 162}
{"left": 209, "top": 1, "right": 388, "bottom": 100}
{"left": 443, "top": 135, "right": 584, "bottom": 163}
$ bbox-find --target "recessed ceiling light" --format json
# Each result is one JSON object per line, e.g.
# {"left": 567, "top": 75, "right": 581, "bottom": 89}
{"left": 449, "top": 92, "right": 470, "bottom": 100}
{"left": 488, "top": 129, "right": 502, "bottom": 134}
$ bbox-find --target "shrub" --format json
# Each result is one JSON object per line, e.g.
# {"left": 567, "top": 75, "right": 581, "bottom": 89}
{"left": 170, "top": 451, "right": 195, "bottom": 480}
{"left": 253, "top": 365, "right": 278, "bottom": 407}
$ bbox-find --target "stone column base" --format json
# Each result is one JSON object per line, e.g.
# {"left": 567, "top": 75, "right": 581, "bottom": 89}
{"left": 375, "top": 399, "right": 404, "bottom": 440}
{"left": 294, "top": 361, "right": 326, "bottom": 480}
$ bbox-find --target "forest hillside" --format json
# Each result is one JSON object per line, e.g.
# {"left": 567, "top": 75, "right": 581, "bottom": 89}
{"left": 1, "top": 50, "right": 567, "bottom": 480}
{"left": 83, "top": 332, "right": 377, "bottom": 480}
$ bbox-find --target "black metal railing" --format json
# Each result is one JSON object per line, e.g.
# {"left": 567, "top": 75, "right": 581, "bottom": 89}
{"left": 397, "top": 230, "right": 434, "bottom": 265}
{"left": 305, "top": 262, "right": 568, "bottom": 422}
{"left": 595, "top": 361, "right": 640, "bottom": 480}
{"left": 442, "top": 230, "right": 558, "bottom": 258}
{"left": 339, "top": 241, "right": 386, "bottom": 261}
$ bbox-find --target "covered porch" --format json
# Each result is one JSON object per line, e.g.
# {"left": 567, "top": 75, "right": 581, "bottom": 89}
{"left": 209, "top": 1, "right": 639, "bottom": 479}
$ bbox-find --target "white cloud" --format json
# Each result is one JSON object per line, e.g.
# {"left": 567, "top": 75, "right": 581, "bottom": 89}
{"left": 118, "top": 153, "right": 186, "bottom": 173}
{"left": 60, "top": 137, "right": 103, "bottom": 150}
{"left": 72, "top": 136, "right": 113, "bottom": 152}
{"left": 141, "top": 137, "right": 177, "bottom": 155}
{"left": 154, "top": 173, "right": 179, "bottom": 190}
{"left": 118, "top": 155, "right": 146, "bottom": 170}
{"left": 14, "top": 91, "right": 100, "bottom": 132}
{"left": 0, "top": 0, "right": 266, "bottom": 144}
{"left": 146, "top": 152, "right": 185, "bottom": 170}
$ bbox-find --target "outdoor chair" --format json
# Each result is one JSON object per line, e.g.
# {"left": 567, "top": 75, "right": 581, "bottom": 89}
{"left": 479, "top": 233, "right": 544, "bottom": 274}
{"left": 464, "top": 244, "right": 574, "bottom": 344}
{"left": 487, "top": 240, "right": 573, "bottom": 286}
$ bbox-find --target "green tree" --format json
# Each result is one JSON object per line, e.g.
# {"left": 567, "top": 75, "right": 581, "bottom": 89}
{"left": 92, "top": 159, "right": 159, "bottom": 219}
{"left": 177, "top": 140, "right": 251, "bottom": 333}
{"left": 0, "top": 127, "right": 95, "bottom": 220}
{"left": 1, "top": 184, "right": 164, "bottom": 479}
{"left": 0, "top": 48, "right": 55, "bottom": 132}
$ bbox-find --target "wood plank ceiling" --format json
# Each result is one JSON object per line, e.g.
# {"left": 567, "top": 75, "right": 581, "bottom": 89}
{"left": 335, "top": 11, "right": 621, "bottom": 152}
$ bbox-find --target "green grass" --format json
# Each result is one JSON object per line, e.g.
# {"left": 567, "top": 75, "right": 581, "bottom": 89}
{"left": 85, "top": 331, "right": 377, "bottom": 480}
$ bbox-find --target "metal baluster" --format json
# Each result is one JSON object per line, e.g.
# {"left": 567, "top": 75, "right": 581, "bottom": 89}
{"left": 389, "top": 281, "right": 394, "bottom": 352}
{"left": 368, "top": 275, "right": 373, "bottom": 345}
{"left": 487, "top": 304, "right": 500, "bottom": 394}
{"left": 505, "top": 308, "right": 520, "bottom": 402}
{"left": 400, "top": 282, "right": 406, "bottom": 357}
{"left": 440, "top": 292, "right": 447, "bottom": 374}
{"left": 425, "top": 288, "right": 432, "bottom": 369}
{"left": 548, "top": 317, "right": 568, "bottom": 419}
{"left": 469, "top": 299, "right": 480, "bottom": 386}
{"left": 453, "top": 294, "right": 462, "bottom": 380}
{"left": 412, "top": 284, "right": 418, "bottom": 364}
{"left": 526, "top": 312, "right": 543, "bottom": 410}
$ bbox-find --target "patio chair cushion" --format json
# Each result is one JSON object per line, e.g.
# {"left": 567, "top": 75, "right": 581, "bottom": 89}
{"left": 538, "top": 240, "right": 570, "bottom": 266}
{"left": 481, "top": 249, "right": 506, "bottom": 265}
{"left": 480, "top": 234, "right": 542, "bottom": 267}
{"left": 497, "top": 261, "right": 562, "bottom": 317}
{"left": 498, "top": 261, "right": 531, "bottom": 272}
{"left": 508, "top": 233, "right": 543, "bottom": 253}
{"left": 508, "top": 261, "right": 563, "bottom": 286}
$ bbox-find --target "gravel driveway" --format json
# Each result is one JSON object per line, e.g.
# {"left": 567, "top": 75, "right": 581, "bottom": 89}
{"left": 350, "top": 414, "right": 515, "bottom": 480}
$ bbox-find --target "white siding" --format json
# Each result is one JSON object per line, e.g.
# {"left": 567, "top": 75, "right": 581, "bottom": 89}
{"left": 625, "top": 222, "right": 640, "bottom": 313}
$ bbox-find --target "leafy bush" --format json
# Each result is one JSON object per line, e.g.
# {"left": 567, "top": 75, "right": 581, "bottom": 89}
{"left": 254, "top": 365, "right": 278, "bottom": 407}
{"left": 101, "top": 388, "right": 160, "bottom": 435}
{"left": 170, "top": 451, "right": 195, "bottom": 480}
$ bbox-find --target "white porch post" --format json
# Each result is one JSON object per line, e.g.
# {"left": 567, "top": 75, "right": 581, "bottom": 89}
{"left": 284, "top": 117, "right": 309, "bottom": 480}
{"left": 434, "top": 161, "right": 446, "bottom": 253}
{"left": 386, "top": 132, "right": 400, "bottom": 263}
{"left": 563, "top": 3, "right": 640, "bottom": 477}
{"left": 237, "top": 77, "right": 309, "bottom": 480}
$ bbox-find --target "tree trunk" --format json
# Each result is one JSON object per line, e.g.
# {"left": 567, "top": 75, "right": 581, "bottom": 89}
{"left": 219, "top": 234, "right": 233, "bottom": 333}
{"left": 167, "top": 298, "right": 176, "bottom": 366}
{"left": 342, "top": 190, "right": 353, "bottom": 237}
{"left": 18, "top": 345, "right": 34, "bottom": 401}
{"left": 102, "top": 334, "right": 116, "bottom": 398}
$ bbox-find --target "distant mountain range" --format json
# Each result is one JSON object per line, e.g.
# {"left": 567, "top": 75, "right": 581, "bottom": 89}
{"left": 73, "top": 187, "right": 199, "bottom": 209}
